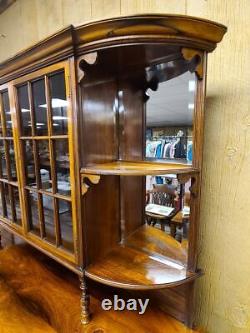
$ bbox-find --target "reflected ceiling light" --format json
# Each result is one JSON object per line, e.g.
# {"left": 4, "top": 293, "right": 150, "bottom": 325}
{"left": 188, "top": 103, "right": 194, "bottom": 110}
{"left": 53, "top": 123, "right": 60, "bottom": 126}
{"left": 188, "top": 80, "right": 196, "bottom": 92}
{"left": 6, "top": 121, "right": 12, "bottom": 124}
{"left": 39, "top": 98, "right": 68, "bottom": 108}
{"left": 21, "top": 108, "right": 30, "bottom": 113}
{"left": 28, "top": 123, "right": 45, "bottom": 126}
{"left": 52, "top": 116, "right": 68, "bottom": 120}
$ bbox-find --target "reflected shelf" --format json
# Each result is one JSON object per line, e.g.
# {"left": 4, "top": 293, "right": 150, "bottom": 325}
{"left": 81, "top": 160, "right": 199, "bottom": 176}
{"left": 85, "top": 225, "right": 202, "bottom": 290}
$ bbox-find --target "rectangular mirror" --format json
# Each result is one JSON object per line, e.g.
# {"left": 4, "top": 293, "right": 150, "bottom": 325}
{"left": 145, "top": 64, "right": 196, "bottom": 165}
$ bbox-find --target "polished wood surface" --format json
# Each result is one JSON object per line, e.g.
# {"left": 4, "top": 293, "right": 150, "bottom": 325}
{"left": 81, "top": 161, "right": 199, "bottom": 176}
{"left": 0, "top": 14, "right": 227, "bottom": 85}
{"left": 0, "top": 13, "right": 227, "bottom": 329}
{"left": 86, "top": 225, "right": 201, "bottom": 290}
{"left": 0, "top": 243, "right": 201, "bottom": 333}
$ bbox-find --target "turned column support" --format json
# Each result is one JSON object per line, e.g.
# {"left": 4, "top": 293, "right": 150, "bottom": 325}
{"left": 79, "top": 269, "right": 90, "bottom": 325}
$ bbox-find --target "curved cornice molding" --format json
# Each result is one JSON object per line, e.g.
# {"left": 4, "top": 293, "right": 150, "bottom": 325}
{"left": 0, "top": 14, "right": 227, "bottom": 84}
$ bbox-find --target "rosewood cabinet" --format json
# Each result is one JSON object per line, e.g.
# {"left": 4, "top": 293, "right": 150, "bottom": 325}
{"left": 0, "top": 15, "right": 227, "bottom": 328}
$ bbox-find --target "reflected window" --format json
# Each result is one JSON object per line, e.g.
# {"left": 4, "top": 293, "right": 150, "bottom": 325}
{"left": 145, "top": 66, "right": 196, "bottom": 164}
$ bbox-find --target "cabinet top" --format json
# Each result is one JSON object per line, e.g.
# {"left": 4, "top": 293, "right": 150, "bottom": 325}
{"left": 0, "top": 14, "right": 227, "bottom": 84}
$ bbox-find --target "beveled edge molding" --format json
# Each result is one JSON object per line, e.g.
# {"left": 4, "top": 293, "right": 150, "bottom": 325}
{"left": 0, "top": 14, "right": 227, "bottom": 85}
{"left": 181, "top": 47, "right": 204, "bottom": 79}
{"left": 81, "top": 174, "right": 100, "bottom": 196}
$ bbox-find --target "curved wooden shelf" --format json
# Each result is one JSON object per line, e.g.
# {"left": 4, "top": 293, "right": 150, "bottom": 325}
{"left": 81, "top": 161, "right": 199, "bottom": 176}
{"left": 85, "top": 225, "right": 202, "bottom": 290}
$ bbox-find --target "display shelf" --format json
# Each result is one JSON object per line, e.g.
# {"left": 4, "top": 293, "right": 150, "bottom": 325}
{"left": 85, "top": 225, "right": 202, "bottom": 290}
{"left": 81, "top": 160, "right": 199, "bottom": 176}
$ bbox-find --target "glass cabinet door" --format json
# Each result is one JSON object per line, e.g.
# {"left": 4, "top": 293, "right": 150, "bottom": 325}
{"left": 0, "top": 88, "right": 22, "bottom": 226}
{"left": 12, "top": 62, "right": 77, "bottom": 260}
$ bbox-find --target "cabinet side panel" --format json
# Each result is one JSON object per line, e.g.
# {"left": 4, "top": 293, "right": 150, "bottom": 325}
{"left": 80, "top": 75, "right": 120, "bottom": 264}
{"left": 119, "top": 76, "right": 145, "bottom": 237}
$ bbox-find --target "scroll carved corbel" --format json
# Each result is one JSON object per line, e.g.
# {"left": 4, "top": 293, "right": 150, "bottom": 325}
{"left": 81, "top": 174, "right": 100, "bottom": 196}
{"left": 177, "top": 173, "right": 199, "bottom": 198}
{"left": 181, "top": 48, "right": 204, "bottom": 79}
{"left": 77, "top": 52, "right": 98, "bottom": 83}
{"left": 189, "top": 176, "right": 199, "bottom": 198}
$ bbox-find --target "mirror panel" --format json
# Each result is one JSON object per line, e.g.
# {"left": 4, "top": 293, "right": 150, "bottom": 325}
{"left": 145, "top": 61, "right": 196, "bottom": 165}
{"left": 145, "top": 174, "right": 191, "bottom": 264}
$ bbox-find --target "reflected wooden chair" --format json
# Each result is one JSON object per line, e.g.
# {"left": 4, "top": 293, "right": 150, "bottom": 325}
{"left": 146, "top": 184, "right": 178, "bottom": 233}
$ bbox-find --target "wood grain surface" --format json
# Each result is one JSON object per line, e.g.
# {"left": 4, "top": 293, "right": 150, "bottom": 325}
{"left": 0, "top": 243, "right": 200, "bottom": 333}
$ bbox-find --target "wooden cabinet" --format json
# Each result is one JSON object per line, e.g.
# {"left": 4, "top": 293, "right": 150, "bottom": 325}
{"left": 0, "top": 14, "right": 227, "bottom": 328}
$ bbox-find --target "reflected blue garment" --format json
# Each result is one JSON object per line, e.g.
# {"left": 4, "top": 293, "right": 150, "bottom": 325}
{"left": 187, "top": 143, "right": 193, "bottom": 162}
{"left": 155, "top": 143, "right": 162, "bottom": 158}
{"left": 155, "top": 176, "right": 163, "bottom": 184}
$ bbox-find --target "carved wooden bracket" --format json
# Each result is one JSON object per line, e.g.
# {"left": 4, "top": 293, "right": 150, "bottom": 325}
{"left": 81, "top": 174, "right": 100, "bottom": 196}
{"left": 177, "top": 173, "right": 192, "bottom": 185}
{"left": 181, "top": 48, "right": 204, "bottom": 79}
{"left": 189, "top": 176, "right": 199, "bottom": 198}
{"left": 77, "top": 52, "right": 98, "bottom": 83}
{"left": 177, "top": 173, "right": 199, "bottom": 198}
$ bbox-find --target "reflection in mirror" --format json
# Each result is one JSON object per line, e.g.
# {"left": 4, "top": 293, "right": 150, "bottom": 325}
{"left": 145, "top": 66, "right": 196, "bottom": 165}
{"left": 145, "top": 174, "right": 191, "bottom": 262}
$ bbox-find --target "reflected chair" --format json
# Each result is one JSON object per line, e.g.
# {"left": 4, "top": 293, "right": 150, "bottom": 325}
{"left": 146, "top": 183, "right": 178, "bottom": 233}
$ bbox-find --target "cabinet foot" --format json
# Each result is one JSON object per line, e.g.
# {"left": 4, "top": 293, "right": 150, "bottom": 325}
{"left": 79, "top": 270, "right": 90, "bottom": 325}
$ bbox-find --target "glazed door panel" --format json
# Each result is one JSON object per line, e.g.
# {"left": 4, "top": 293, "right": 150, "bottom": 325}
{"left": 10, "top": 61, "right": 78, "bottom": 264}
{"left": 0, "top": 85, "right": 23, "bottom": 230}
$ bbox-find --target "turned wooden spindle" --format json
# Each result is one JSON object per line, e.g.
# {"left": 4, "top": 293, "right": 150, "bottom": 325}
{"left": 79, "top": 270, "right": 90, "bottom": 325}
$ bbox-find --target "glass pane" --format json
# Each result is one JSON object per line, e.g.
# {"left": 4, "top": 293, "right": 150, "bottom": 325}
{"left": 32, "top": 78, "right": 48, "bottom": 136}
{"left": 54, "top": 140, "right": 70, "bottom": 196}
{"left": 4, "top": 184, "right": 11, "bottom": 219}
{"left": 27, "top": 190, "right": 40, "bottom": 235}
{"left": 23, "top": 140, "right": 36, "bottom": 187}
{"left": 58, "top": 199, "right": 73, "bottom": 252}
{"left": 145, "top": 174, "right": 191, "bottom": 264}
{"left": 2, "top": 91, "right": 12, "bottom": 137}
{"left": 18, "top": 84, "right": 31, "bottom": 136}
{"left": 0, "top": 183, "right": 7, "bottom": 217}
{"left": 145, "top": 65, "right": 196, "bottom": 164}
{"left": 0, "top": 140, "right": 7, "bottom": 179}
{"left": 7, "top": 140, "right": 17, "bottom": 180}
{"left": 42, "top": 194, "right": 56, "bottom": 244}
{"left": 37, "top": 140, "right": 51, "bottom": 191}
{"left": 49, "top": 72, "right": 69, "bottom": 135}
{"left": 11, "top": 186, "right": 22, "bottom": 225}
